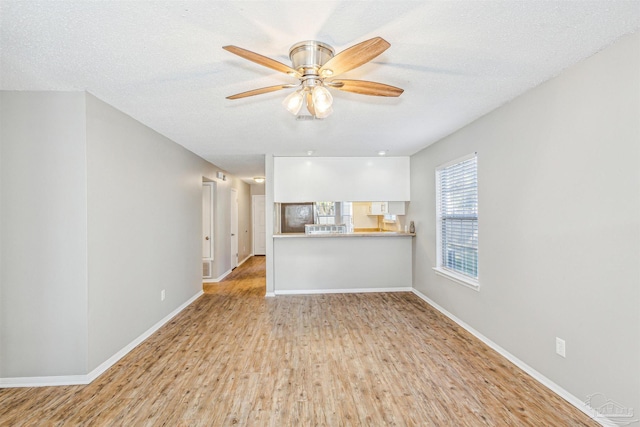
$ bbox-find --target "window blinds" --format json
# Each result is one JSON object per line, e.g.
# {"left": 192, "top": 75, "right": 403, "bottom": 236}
{"left": 436, "top": 154, "right": 478, "bottom": 279}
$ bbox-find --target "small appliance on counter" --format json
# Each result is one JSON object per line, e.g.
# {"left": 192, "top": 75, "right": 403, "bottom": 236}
{"left": 305, "top": 224, "right": 347, "bottom": 235}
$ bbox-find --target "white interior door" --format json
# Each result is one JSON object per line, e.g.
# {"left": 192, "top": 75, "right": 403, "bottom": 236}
{"left": 202, "top": 182, "right": 214, "bottom": 279}
{"left": 252, "top": 195, "right": 266, "bottom": 255}
{"left": 202, "top": 183, "right": 213, "bottom": 259}
{"left": 230, "top": 188, "right": 238, "bottom": 268}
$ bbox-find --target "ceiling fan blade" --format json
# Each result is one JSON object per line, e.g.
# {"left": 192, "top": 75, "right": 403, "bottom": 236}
{"left": 223, "top": 45, "right": 301, "bottom": 78}
{"left": 226, "top": 84, "right": 294, "bottom": 100}
{"left": 328, "top": 79, "right": 404, "bottom": 97}
{"left": 318, "top": 37, "right": 390, "bottom": 78}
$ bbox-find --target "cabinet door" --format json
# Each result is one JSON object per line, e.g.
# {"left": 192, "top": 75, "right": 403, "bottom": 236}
{"left": 369, "top": 202, "right": 387, "bottom": 215}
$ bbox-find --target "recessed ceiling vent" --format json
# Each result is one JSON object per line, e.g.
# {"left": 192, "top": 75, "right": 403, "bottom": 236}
{"left": 296, "top": 115, "right": 318, "bottom": 121}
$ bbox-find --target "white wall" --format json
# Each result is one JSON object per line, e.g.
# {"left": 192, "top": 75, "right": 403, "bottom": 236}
{"left": 409, "top": 33, "right": 639, "bottom": 415}
{"left": 265, "top": 155, "right": 275, "bottom": 296}
{"left": 0, "top": 92, "right": 89, "bottom": 377}
{"left": 274, "top": 157, "right": 410, "bottom": 202}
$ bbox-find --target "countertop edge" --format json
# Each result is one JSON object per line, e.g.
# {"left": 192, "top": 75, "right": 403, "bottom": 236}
{"left": 273, "top": 232, "right": 416, "bottom": 238}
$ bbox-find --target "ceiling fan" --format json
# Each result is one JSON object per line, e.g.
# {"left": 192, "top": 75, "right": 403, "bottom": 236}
{"left": 223, "top": 37, "right": 403, "bottom": 119}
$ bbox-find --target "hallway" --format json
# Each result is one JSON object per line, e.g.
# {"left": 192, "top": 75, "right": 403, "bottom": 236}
{"left": 203, "top": 255, "right": 266, "bottom": 297}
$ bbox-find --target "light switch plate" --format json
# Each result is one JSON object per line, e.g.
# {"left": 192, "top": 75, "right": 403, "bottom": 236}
{"left": 556, "top": 337, "right": 566, "bottom": 358}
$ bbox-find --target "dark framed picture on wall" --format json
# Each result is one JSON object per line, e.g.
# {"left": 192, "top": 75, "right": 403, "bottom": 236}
{"left": 281, "top": 203, "right": 314, "bottom": 233}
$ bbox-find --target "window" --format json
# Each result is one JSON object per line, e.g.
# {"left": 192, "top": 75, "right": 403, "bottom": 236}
{"left": 435, "top": 153, "right": 479, "bottom": 289}
{"left": 314, "top": 202, "right": 353, "bottom": 231}
{"left": 315, "top": 201, "right": 336, "bottom": 224}
{"left": 383, "top": 214, "right": 397, "bottom": 223}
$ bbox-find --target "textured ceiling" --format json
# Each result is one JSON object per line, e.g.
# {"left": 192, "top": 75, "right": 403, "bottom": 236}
{"left": 2, "top": 1, "right": 639, "bottom": 181}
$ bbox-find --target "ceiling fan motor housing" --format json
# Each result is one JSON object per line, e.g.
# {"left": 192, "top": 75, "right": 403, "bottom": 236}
{"left": 289, "top": 41, "right": 334, "bottom": 76}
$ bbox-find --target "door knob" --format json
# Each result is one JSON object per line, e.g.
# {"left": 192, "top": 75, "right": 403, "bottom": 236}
{"left": 205, "top": 236, "right": 209, "bottom": 240}
{"left": 231, "top": 233, "right": 235, "bottom": 236}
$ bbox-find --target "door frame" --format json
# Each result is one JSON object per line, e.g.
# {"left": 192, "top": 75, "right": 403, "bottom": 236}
{"left": 202, "top": 182, "right": 214, "bottom": 279}
{"left": 252, "top": 195, "right": 266, "bottom": 256}
{"left": 230, "top": 188, "right": 239, "bottom": 269}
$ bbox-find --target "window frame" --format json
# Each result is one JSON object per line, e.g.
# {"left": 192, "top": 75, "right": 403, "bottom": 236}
{"left": 315, "top": 201, "right": 337, "bottom": 224}
{"left": 433, "top": 153, "right": 480, "bottom": 291}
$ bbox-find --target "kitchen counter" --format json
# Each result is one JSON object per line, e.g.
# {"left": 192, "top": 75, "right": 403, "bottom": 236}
{"left": 273, "top": 233, "right": 412, "bottom": 294}
{"left": 273, "top": 231, "right": 415, "bottom": 238}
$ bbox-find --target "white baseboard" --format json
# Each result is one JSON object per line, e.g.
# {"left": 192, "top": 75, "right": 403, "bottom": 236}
{"left": 0, "top": 290, "right": 204, "bottom": 389}
{"left": 238, "top": 255, "right": 252, "bottom": 267}
{"left": 0, "top": 374, "right": 89, "bottom": 388}
{"left": 411, "top": 289, "right": 613, "bottom": 427}
{"left": 275, "top": 287, "right": 412, "bottom": 296}
{"left": 203, "top": 256, "right": 257, "bottom": 284}
{"left": 204, "top": 268, "right": 232, "bottom": 283}
{"left": 265, "top": 292, "right": 276, "bottom": 297}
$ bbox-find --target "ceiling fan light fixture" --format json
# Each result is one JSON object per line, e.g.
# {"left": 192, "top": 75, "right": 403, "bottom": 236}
{"left": 282, "top": 89, "right": 304, "bottom": 115}
{"left": 314, "top": 106, "right": 333, "bottom": 119}
{"left": 224, "top": 37, "right": 403, "bottom": 120}
{"left": 312, "top": 85, "right": 333, "bottom": 114}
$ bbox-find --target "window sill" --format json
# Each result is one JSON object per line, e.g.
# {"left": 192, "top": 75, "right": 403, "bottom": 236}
{"left": 433, "top": 267, "right": 480, "bottom": 291}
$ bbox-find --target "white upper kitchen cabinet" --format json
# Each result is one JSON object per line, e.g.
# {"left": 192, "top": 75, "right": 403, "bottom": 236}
{"left": 368, "top": 202, "right": 388, "bottom": 215}
{"left": 274, "top": 157, "right": 410, "bottom": 203}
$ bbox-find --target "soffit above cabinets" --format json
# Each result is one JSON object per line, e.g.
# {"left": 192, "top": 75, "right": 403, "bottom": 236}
{"left": 274, "top": 157, "right": 410, "bottom": 202}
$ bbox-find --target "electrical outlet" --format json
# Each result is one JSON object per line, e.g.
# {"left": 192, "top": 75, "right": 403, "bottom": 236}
{"left": 556, "top": 337, "right": 566, "bottom": 358}
{"left": 161, "top": 290, "right": 165, "bottom": 301}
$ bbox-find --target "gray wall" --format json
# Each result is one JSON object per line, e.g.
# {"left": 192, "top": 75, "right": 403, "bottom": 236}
{"left": 86, "top": 94, "right": 211, "bottom": 370}
{"left": 274, "top": 236, "right": 412, "bottom": 292}
{"left": 86, "top": 93, "right": 251, "bottom": 369}
{"left": 1, "top": 91, "right": 252, "bottom": 378}
{"left": 409, "top": 32, "right": 639, "bottom": 414}
{"left": 250, "top": 183, "right": 265, "bottom": 196}
{"left": 210, "top": 174, "right": 252, "bottom": 275}
{"left": 0, "top": 92, "right": 89, "bottom": 376}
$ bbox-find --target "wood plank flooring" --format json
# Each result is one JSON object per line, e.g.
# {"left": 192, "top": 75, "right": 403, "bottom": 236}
{"left": 1, "top": 256, "right": 597, "bottom": 426}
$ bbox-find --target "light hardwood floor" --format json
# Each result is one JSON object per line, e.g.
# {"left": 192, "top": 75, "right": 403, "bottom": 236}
{"left": 1, "top": 256, "right": 597, "bottom": 426}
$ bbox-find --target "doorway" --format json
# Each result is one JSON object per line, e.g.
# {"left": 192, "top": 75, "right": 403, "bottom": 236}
{"left": 230, "top": 188, "right": 239, "bottom": 269}
{"left": 202, "top": 182, "right": 214, "bottom": 279}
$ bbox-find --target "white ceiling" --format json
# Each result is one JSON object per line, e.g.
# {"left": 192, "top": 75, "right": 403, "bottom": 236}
{"left": 2, "top": 1, "right": 639, "bottom": 181}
